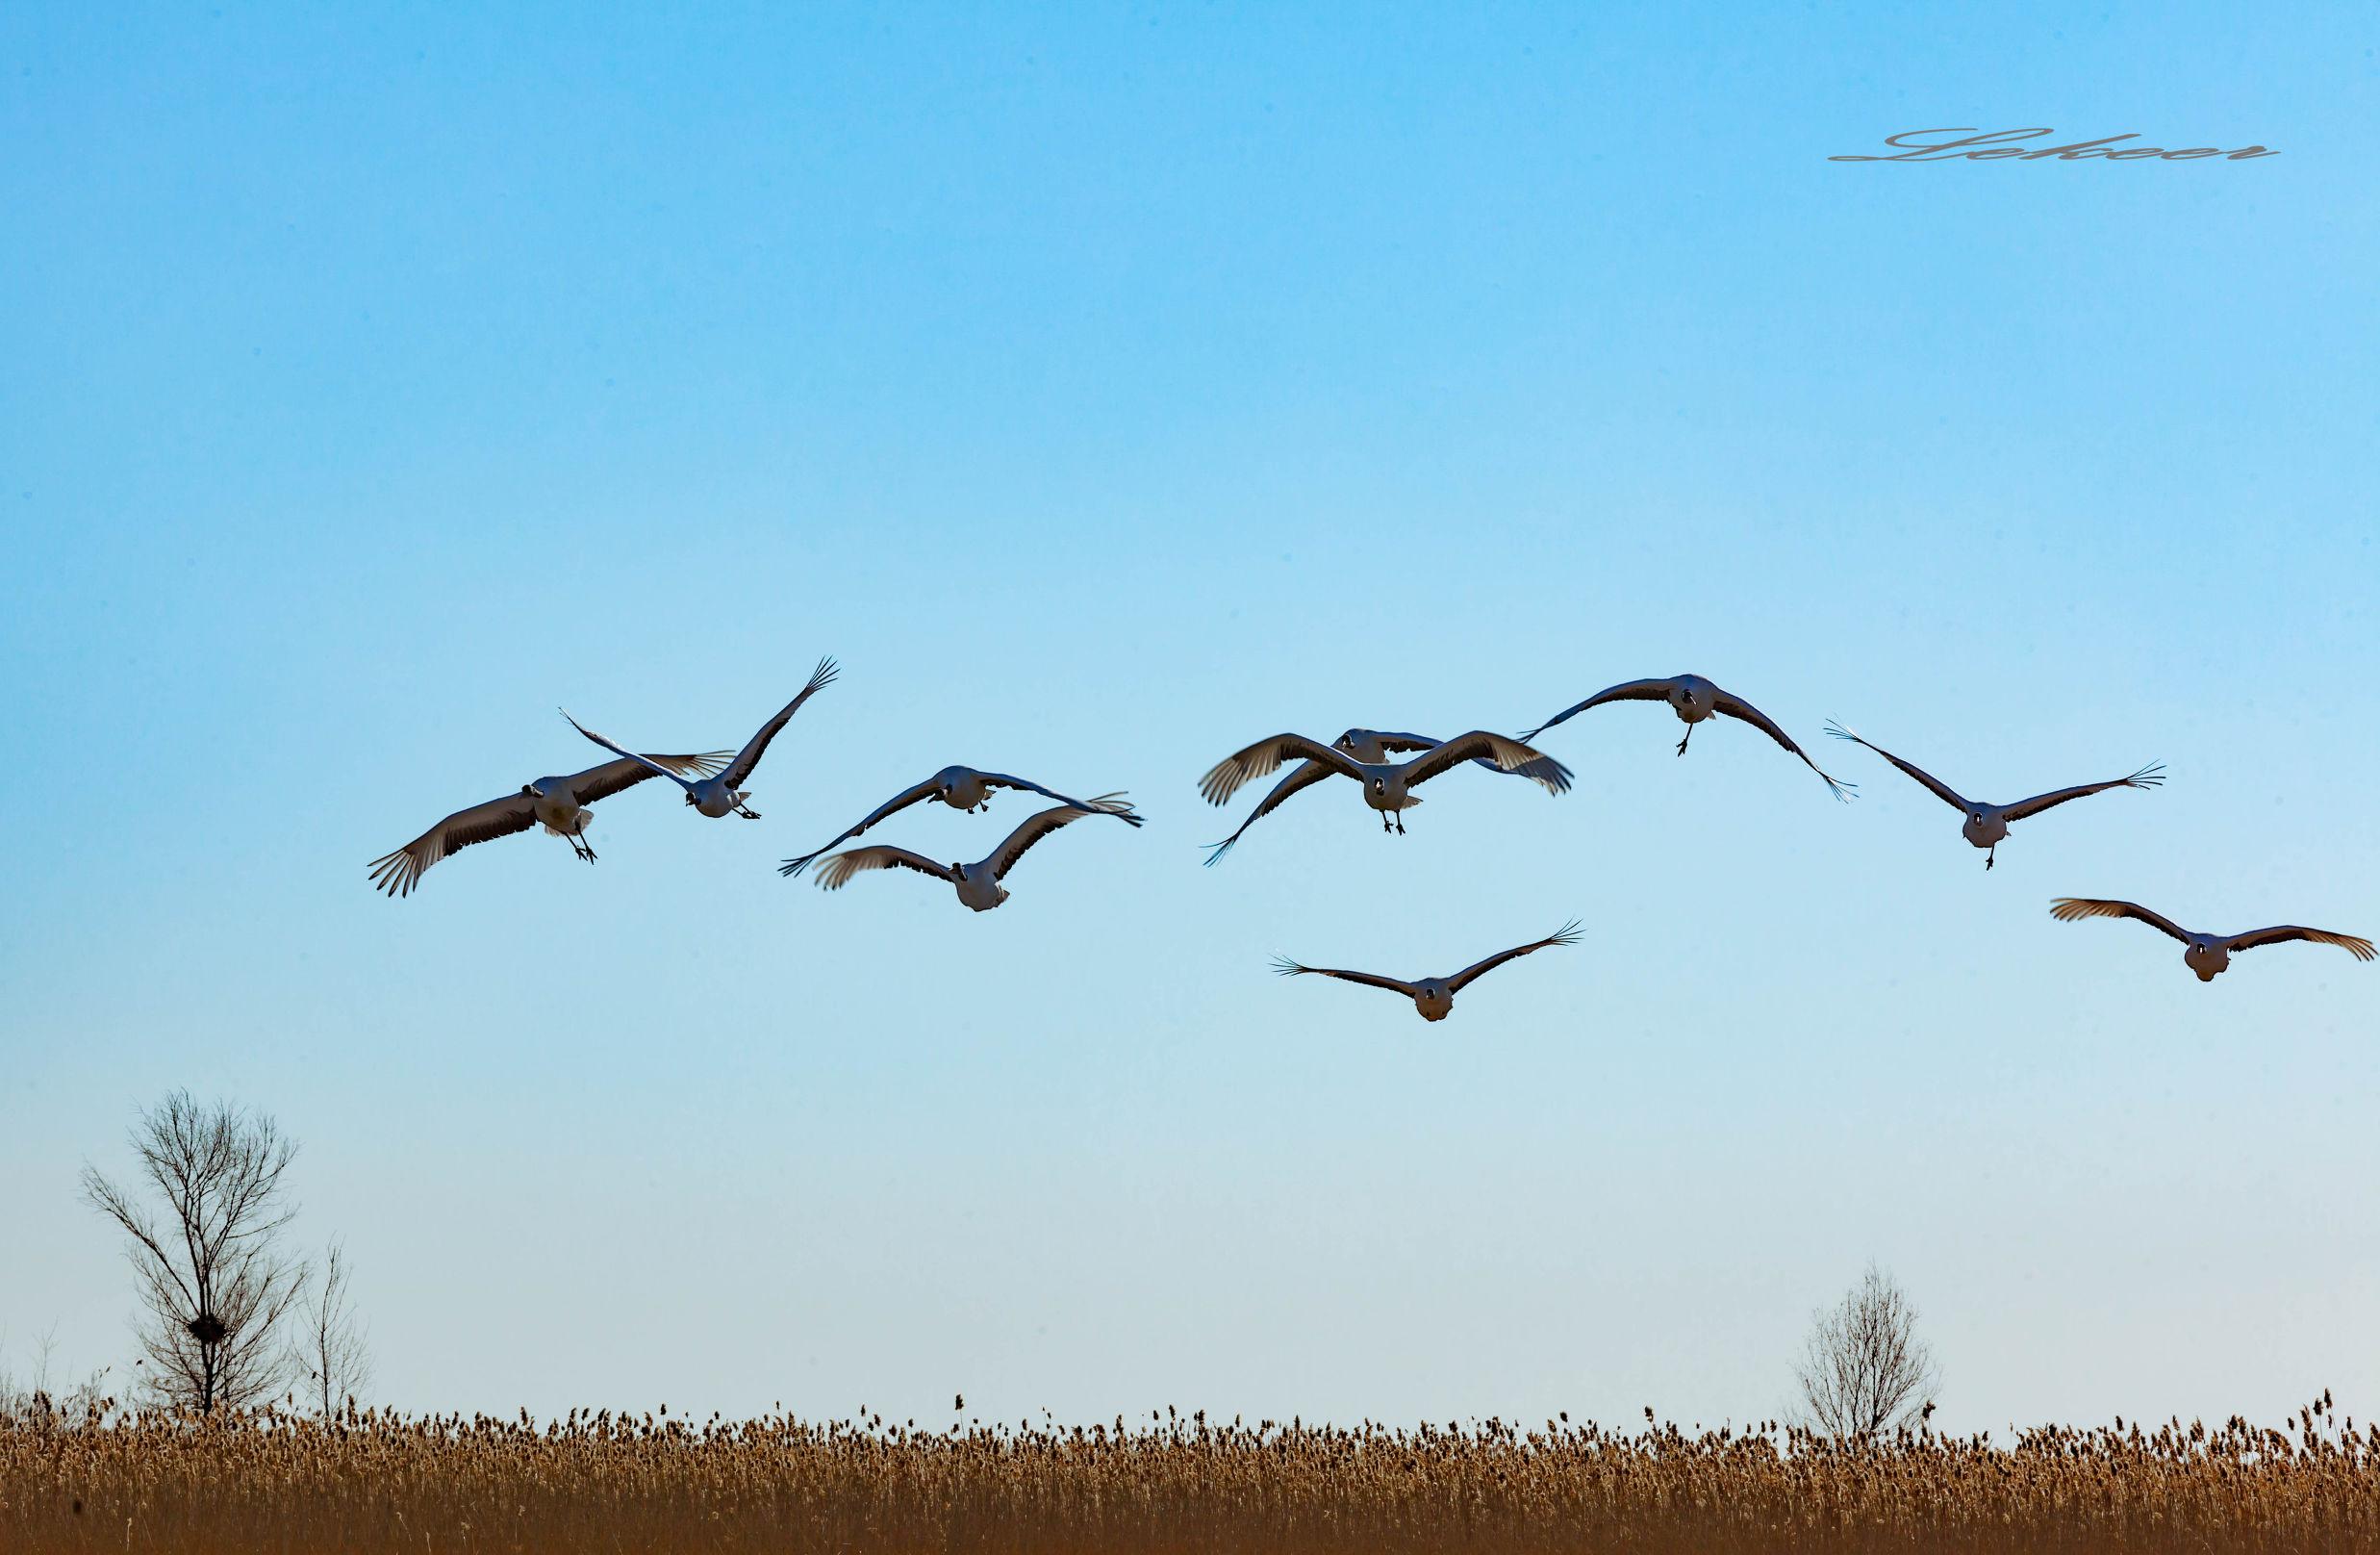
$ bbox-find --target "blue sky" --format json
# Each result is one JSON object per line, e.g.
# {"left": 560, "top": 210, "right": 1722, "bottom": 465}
{"left": 3, "top": 3, "right": 2375, "bottom": 1435}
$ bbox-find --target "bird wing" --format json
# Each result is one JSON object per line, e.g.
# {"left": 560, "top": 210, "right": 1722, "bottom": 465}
{"left": 2048, "top": 898, "right": 2194, "bottom": 945}
{"left": 1999, "top": 764, "right": 2165, "bottom": 822}
{"left": 367, "top": 792, "right": 540, "bottom": 899}
{"left": 777, "top": 776, "right": 948, "bottom": 877}
{"left": 1517, "top": 678, "right": 1675, "bottom": 741}
{"left": 976, "top": 774, "right": 1145, "bottom": 827}
{"left": 1199, "top": 734, "right": 1364, "bottom": 806}
{"left": 1202, "top": 760, "right": 1340, "bottom": 866}
{"left": 1711, "top": 690, "right": 1855, "bottom": 800}
{"left": 2221, "top": 925, "right": 2376, "bottom": 961}
{"left": 986, "top": 799, "right": 1113, "bottom": 880}
{"left": 722, "top": 656, "right": 839, "bottom": 788}
{"left": 567, "top": 752, "right": 735, "bottom": 806}
{"left": 1270, "top": 956, "right": 1423, "bottom": 999}
{"left": 1401, "top": 731, "right": 1572, "bottom": 793}
{"left": 560, "top": 711, "right": 695, "bottom": 791}
{"left": 810, "top": 846, "right": 957, "bottom": 892}
{"left": 1355, "top": 728, "right": 1565, "bottom": 786}
{"left": 1351, "top": 729, "right": 1439, "bottom": 754}
{"left": 1503, "top": 752, "right": 1574, "bottom": 788}
{"left": 1822, "top": 723, "right": 1965, "bottom": 812}
{"left": 1446, "top": 920, "right": 1584, "bottom": 993}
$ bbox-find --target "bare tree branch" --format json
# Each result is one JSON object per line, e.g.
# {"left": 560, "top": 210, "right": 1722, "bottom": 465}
{"left": 290, "top": 1240, "right": 373, "bottom": 1415}
{"left": 1795, "top": 1262, "right": 1940, "bottom": 1439}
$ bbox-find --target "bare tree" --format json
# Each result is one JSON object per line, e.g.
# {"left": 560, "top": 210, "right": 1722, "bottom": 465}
{"left": 290, "top": 1240, "right": 371, "bottom": 1414}
{"left": 1795, "top": 1262, "right": 1939, "bottom": 1438}
{"left": 80, "top": 1091, "right": 310, "bottom": 1413}
{"left": 0, "top": 1327, "right": 112, "bottom": 1419}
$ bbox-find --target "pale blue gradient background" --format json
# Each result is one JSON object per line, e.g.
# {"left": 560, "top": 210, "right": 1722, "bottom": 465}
{"left": 4, "top": 5, "right": 2374, "bottom": 1434}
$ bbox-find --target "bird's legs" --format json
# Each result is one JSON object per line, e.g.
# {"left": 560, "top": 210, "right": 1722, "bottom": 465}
{"left": 1985, "top": 846, "right": 1995, "bottom": 871}
{"left": 1676, "top": 724, "right": 1693, "bottom": 756}
{"left": 736, "top": 803, "right": 762, "bottom": 820}
{"left": 1380, "top": 812, "right": 1394, "bottom": 833}
{"left": 1394, "top": 813, "right": 1406, "bottom": 835}
{"left": 569, "top": 832, "right": 597, "bottom": 863}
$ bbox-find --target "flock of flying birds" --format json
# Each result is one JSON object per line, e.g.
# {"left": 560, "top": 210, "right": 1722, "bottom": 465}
{"left": 370, "top": 665, "right": 2373, "bottom": 1012}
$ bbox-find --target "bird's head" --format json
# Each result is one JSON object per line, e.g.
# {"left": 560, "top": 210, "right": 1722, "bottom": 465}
{"left": 1370, "top": 776, "right": 1387, "bottom": 797}
{"left": 683, "top": 792, "right": 697, "bottom": 806}
{"left": 521, "top": 783, "right": 544, "bottom": 801}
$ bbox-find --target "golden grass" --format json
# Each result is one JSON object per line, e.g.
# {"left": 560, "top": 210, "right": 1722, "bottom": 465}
{"left": 7, "top": 1397, "right": 2380, "bottom": 1553}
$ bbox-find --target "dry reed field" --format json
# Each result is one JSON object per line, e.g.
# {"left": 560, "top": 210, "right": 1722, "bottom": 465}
{"left": 7, "top": 1397, "right": 2380, "bottom": 1554}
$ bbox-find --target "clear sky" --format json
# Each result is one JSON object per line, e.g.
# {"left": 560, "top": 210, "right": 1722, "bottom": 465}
{"left": 4, "top": 3, "right": 2374, "bottom": 1437}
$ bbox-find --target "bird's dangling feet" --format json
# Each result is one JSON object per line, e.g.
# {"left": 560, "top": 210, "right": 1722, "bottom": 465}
{"left": 1394, "top": 815, "right": 1406, "bottom": 834}
{"left": 571, "top": 835, "right": 597, "bottom": 863}
{"left": 1985, "top": 848, "right": 1995, "bottom": 871}
{"left": 1380, "top": 813, "right": 1394, "bottom": 833}
{"left": 1676, "top": 727, "right": 1693, "bottom": 756}
{"left": 737, "top": 804, "right": 762, "bottom": 820}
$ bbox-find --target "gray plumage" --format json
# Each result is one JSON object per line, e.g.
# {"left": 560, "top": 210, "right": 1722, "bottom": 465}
{"left": 1274, "top": 922, "right": 1583, "bottom": 1021}
{"left": 2049, "top": 898, "right": 2374, "bottom": 981}
{"left": 781, "top": 767, "right": 1140, "bottom": 878}
{"left": 809, "top": 796, "right": 1131, "bottom": 911}
{"left": 1204, "top": 728, "right": 1571, "bottom": 864}
{"left": 367, "top": 749, "right": 731, "bottom": 898}
{"left": 1827, "top": 723, "right": 2162, "bottom": 868}
{"left": 1520, "top": 674, "right": 1853, "bottom": 799}
{"left": 564, "top": 656, "right": 837, "bottom": 821}
{"left": 1200, "top": 729, "right": 1570, "bottom": 859}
